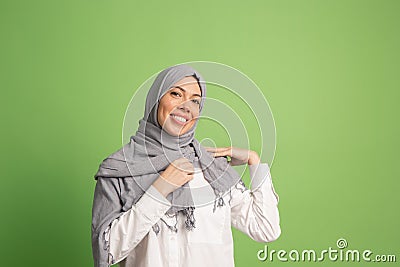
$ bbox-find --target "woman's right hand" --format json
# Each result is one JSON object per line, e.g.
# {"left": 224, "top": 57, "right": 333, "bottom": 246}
{"left": 152, "top": 158, "right": 194, "bottom": 198}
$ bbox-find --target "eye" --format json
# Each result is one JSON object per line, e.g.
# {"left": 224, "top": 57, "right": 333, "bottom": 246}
{"left": 191, "top": 99, "right": 201, "bottom": 105}
{"left": 170, "top": 91, "right": 181, "bottom": 97}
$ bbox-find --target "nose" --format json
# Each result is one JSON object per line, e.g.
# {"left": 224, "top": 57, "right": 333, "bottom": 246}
{"left": 177, "top": 100, "right": 191, "bottom": 113}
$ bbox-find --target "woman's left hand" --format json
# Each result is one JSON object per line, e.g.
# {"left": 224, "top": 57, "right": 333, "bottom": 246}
{"left": 205, "top": 146, "right": 260, "bottom": 166}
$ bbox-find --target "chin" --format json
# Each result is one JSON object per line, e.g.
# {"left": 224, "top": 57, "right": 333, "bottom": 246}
{"left": 162, "top": 119, "right": 195, "bottom": 137}
{"left": 163, "top": 126, "right": 184, "bottom": 137}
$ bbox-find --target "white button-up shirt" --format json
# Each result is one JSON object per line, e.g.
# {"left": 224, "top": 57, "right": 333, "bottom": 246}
{"left": 106, "top": 163, "right": 280, "bottom": 267}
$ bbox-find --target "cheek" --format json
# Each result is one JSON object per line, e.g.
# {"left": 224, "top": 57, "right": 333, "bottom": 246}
{"left": 187, "top": 110, "right": 200, "bottom": 126}
{"left": 182, "top": 117, "right": 198, "bottom": 134}
{"left": 193, "top": 109, "right": 200, "bottom": 118}
{"left": 163, "top": 98, "right": 178, "bottom": 112}
{"left": 157, "top": 105, "right": 169, "bottom": 126}
{"left": 158, "top": 98, "right": 180, "bottom": 126}
{"left": 191, "top": 108, "right": 200, "bottom": 121}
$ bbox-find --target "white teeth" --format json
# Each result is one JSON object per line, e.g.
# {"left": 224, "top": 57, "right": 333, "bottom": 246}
{"left": 171, "top": 115, "right": 187, "bottom": 123}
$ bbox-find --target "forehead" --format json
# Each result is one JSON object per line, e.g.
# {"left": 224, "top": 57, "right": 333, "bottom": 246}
{"left": 172, "top": 76, "right": 201, "bottom": 96}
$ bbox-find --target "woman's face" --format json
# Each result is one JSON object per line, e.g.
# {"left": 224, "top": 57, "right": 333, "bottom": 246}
{"left": 157, "top": 76, "right": 202, "bottom": 136}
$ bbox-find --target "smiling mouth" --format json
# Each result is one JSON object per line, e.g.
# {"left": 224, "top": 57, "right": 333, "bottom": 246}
{"left": 170, "top": 114, "right": 189, "bottom": 125}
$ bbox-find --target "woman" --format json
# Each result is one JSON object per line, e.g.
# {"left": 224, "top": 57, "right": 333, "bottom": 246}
{"left": 91, "top": 64, "right": 281, "bottom": 267}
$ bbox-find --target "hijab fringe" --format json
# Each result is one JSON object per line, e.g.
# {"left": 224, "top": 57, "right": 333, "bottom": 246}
{"left": 152, "top": 207, "right": 196, "bottom": 235}
{"left": 213, "top": 192, "right": 225, "bottom": 213}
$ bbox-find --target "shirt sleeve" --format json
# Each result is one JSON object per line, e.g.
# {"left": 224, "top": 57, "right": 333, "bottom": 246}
{"left": 107, "top": 185, "right": 172, "bottom": 265}
{"left": 230, "top": 163, "right": 281, "bottom": 242}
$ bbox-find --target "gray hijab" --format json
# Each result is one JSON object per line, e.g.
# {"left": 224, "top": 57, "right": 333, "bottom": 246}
{"left": 91, "top": 64, "right": 241, "bottom": 267}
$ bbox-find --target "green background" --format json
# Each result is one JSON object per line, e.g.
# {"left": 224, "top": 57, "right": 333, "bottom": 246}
{"left": 1, "top": 0, "right": 399, "bottom": 266}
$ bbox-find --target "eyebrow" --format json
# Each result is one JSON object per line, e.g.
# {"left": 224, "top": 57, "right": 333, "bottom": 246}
{"left": 172, "top": 86, "right": 202, "bottom": 98}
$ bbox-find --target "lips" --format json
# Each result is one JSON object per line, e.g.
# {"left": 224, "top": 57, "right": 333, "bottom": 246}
{"left": 170, "top": 113, "right": 190, "bottom": 125}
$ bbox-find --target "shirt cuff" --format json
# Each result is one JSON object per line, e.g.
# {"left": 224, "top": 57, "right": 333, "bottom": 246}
{"left": 135, "top": 185, "right": 172, "bottom": 222}
{"left": 249, "top": 163, "right": 271, "bottom": 190}
{"left": 249, "top": 163, "right": 280, "bottom": 202}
